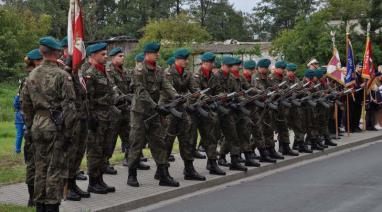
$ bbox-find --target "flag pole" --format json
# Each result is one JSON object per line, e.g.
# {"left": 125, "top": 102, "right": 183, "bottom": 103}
{"left": 346, "top": 24, "right": 350, "bottom": 136}
{"left": 330, "top": 30, "right": 339, "bottom": 137}
{"left": 362, "top": 22, "right": 371, "bottom": 131}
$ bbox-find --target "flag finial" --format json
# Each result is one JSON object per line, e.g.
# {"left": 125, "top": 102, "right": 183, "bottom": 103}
{"left": 367, "top": 22, "right": 371, "bottom": 37}
{"left": 330, "top": 31, "right": 336, "bottom": 47}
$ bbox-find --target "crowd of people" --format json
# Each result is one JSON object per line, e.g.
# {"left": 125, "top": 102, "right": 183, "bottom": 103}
{"left": 13, "top": 35, "right": 382, "bottom": 212}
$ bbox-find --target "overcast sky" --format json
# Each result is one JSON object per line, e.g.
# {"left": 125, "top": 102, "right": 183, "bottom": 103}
{"left": 229, "top": 0, "right": 260, "bottom": 13}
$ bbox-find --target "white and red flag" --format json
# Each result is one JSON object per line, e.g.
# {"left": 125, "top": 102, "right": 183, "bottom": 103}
{"left": 68, "top": 0, "right": 86, "bottom": 73}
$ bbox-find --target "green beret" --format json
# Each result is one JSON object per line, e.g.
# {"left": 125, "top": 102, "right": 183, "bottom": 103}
{"left": 233, "top": 57, "right": 242, "bottom": 65}
{"left": 243, "top": 60, "right": 257, "bottom": 69}
{"left": 286, "top": 63, "right": 297, "bottom": 71}
{"left": 39, "top": 36, "right": 62, "bottom": 50}
{"left": 257, "top": 59, "right": 271, "bottom": 68}
{"left": 304, "top": 69, "right": 315, "bottom": 79}
{"left": 108, "top": 47, "right": 123, "bottom": 57}
{"left": 173, "top": 48, "right": 190, "bottom": 59}
{"left": 60, "top": 36, "right": 68, "bottom": 48}
{"left": 167, "top": 56, "right": 175, "bottom": 65}
{"left": 319, "top": 67, "right": 327, "bottom": 74}
{"left": 214, "top": 57, "right": 222, "bottom": 69}
{"left": 221, "top": 55, "right": 236, "bottom": 65}
{"left": 87, "top": 42, "right": 107, "bottom": 54}
{"left": 135, "top": 52, "right": 144, "bottom": 62}
{"left": 27, "top": 49, "right": 42, "bottom": 60}
{"left": 275, "top": 60, "right": 287, "bottom": 69}
{"left": 200, "top": 52, "right": 215, "bottom": 62}
{"left": 143, "top": 41, "right": 161, "bottom": 53}
{"left": 315, "top": 69, "right": 324, "bottom": 78}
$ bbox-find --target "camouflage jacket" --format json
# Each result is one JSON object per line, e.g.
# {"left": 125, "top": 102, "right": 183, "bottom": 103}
{"left": 106, "top": 62, "right": 133, "bottom": 95}
{"left": 85, "top": 64, "right": 118, "bottom": 121}
{"left": 131, "top": 62, "right": 177, "bottom": 114}
{"left": 20, "top": 60, "right": 76, "bottom": 131}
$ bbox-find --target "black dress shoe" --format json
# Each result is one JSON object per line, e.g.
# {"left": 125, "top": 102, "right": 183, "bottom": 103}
{"left": 76, "top": 171, "right": 87, "bottom": 181}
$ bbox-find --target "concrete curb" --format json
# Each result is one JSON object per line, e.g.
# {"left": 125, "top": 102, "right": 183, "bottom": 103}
{"left": 94, "top": 134, "right": 382, "bottom": 212}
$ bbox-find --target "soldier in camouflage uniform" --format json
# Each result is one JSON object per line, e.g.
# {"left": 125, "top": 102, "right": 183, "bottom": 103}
{"left": 106, "top": 48, "right": 151, "bottom": 171}
{"left": 163, "top": 48, "right": 206, "bottom": 181}
{"left": 84, "top": 43, "right": 117, "bottom": 194}
{"left": 58, "top": 37, "right": 91, "bottom": 201}
{"left": 20, "top": 49, "right": 43, "bottom": 207}
{"left": 127, "top": 41, "right": 180, "bottom": 187}
{"left": 192, "top": 52, "right": 225, "bottom": 175}
{"left": 21, "top": 36, "right": 77, "bottom": 212}
{"left": 270, "top": 61, "right": 299, "bottom": 156}
{"left": 254, "top": 59, "right": 284, "bottom": 161}
{"left": 284, "top": 64, "right": 313, "bottom": 153}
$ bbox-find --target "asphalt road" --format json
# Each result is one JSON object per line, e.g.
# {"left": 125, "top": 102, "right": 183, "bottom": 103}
{"left": 148, "top": 141, "right": 382, "bottom": 212}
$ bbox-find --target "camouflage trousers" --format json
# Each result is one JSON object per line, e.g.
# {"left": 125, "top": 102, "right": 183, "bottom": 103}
{"left": 87, "top": 120, "right": 112, "bottom": 178}
{"left": 287, "top": 107, "right": 305, "bottom": 144}
{"left": 272, "top": 107, "right": 290, "bottom": 144}
{"left": 317, "top": 105, "right": 331, "bottom": 139}
{"left": 218, "top": 113, "right": 250, "bottom": 156}
{"left": 190, "top": 112, "right": 219, "bottom": 159}
{"left": 303, "top": 104, "right": 319, "bottom": 141}
{"left": 127, "top": 111, "right": 168, "bottom": 168}
{"left": 67, "top": 119, "right": 87, "bottom": 179}
{"left": 107, "top": 113, "right": 130, "bottom": 161}
{"left": 165, "top": 112, "right": 194, "bottom": 161}
{"left": 261, "top": 109, "right": 276, "bottom": 148}
{"left": 32, "top": 129, "right": 66, "bottom": 205}
{"left": 24, "top": 129, "right": 35, "bottom": 186}
{"left": 249, "top": 108, "right": 266, "bottom": 149}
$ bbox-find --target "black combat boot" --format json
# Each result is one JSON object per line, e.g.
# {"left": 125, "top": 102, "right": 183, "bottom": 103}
{"left": 71, "top": 178, "right": 90, "bottom": 198}
{"left": 218, "top": 154, "right": 230, "bottom": 167}
{"left": 88, "top": 176, "right": 108, "bottom": 194}
{"left": 252, "top": 150, "right": 260, "bottom": 160}
{"left": 27, "top": 184, "right": 35, "bottom": 207}
{"left": 325, "top": 137, "right": 337, "bottom": 146}
{"left": 137, "top": 161, "right": 150, "bottom": 170}
{"left": 35, "top": 202, "right": 45, "bottom": 212}
{"left": 292, "top": 140, "right": 301, "bottom": 150}
{"left": 230, "top": 155, "right": 248, "bottom": 172}
{"left": 207, "top": 159, "right": 226, "bottom": 175}
{"left": 317, "top": 137, "right": 328, "bottom": 148}
{"left": 238, "top": 153, "right": 245, "bottom": 163}
{"left": 45, "top": 203, "right": 60, "bottom": 212}
{"left": 66, "top": 179, "right": 81, "bottom": 201}
{"left": 103, "top": 165, "right": 117, "bottom": 175}
{"left": 168, "top": 154, "right": 176, "bottom": 162}
{"left": 183, "top": 160, "right": 206, "bottom": 181}
{"left": 99, "top": 175, "right": 115, "bottom": 193}
{"left": 140, "top": 152, "right": 148, "bottom": 162}
{"left": 281, "top": 143, "right": 299, "bottom": 156}
{"left": 194, "top": 150, "right": 207, "bottom": 159}
{"left": 122, "top": 158, "right": 129, "bottom": 167}
{"left": 158, "top": 165, "right": 180, "bottom": 187}
{"left": 267, "top": 147, "right": 284, "bottom": 159}
{"left": 127, "top": 168, "right": 139, "bottom": 187}
{"left": 259, "top": 148, "right": 277, "bottom": 163}
{"left": 311, "top": 139, "right": 324, "bottom": 151}
{"left": 76, "top": 170, "right": 87, "bottom": 181}
{"left": 244, "top": 151, "right": 261, "bottom": 167}
{"left": 298, "top": 142, "right": 313, "bottom": 153}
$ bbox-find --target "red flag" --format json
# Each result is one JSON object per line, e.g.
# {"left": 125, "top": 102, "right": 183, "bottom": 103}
{"left": 326, "top": 47, "right": 344, "bottom": 85}
{"left": 361, "top": 31, "right": 377, "bottom": 92}
{"left": 68, "top": 0, "right": 86, "bottom": 73}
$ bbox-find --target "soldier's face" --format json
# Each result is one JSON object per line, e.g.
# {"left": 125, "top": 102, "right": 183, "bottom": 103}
{"left": 309, "top": 63, "right": 319, "bottom": 70}
{"left": 258, "top": 67, "right": 268, "bottom": 75}
{"left": 231, "top": 64, "right": 240, "bottom": 71}
{"left": 34, "top": 59, "right": 43, "bottom": 67}
{"left": 112, "top": 53, "right": 125, "bottom": 66}
{"left": 176, "top": 58, "right": 188, "bottom": 68}
{"left": 93, "top": 50, "right": 108, "bottom": 64}
{"left": 287, "top": 71, "right": 295, "bottom": 78}
{"left": 202, "top": 61, "right": 213, "bottom": 70}
{"left": 275, "top": 68, "right": 284, "bottom": 76}
{"left": 145, "top": 52, "right": 159, "bottom": 62}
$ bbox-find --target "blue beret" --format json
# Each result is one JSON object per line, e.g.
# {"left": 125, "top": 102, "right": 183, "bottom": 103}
{"left": 27, "top": 49, "right": 42, "bottom": 60}
{"left": 275, "top": 60, "right": 287, "bottom": 69}
{"left": 108, "top": 47, "right": 124, "bottom": 57}
{"left": 200, "top": 52, "right": 215, "bottom": 62}
{"left": 319, "top": 67, "right": 327, "bottom": 74}
{"left": 87, "top": 42, "right": 107, "bottom": 54}
{"left": 286, "top": 63, "right": 297, "bottom": 71}
{"left": 135, "top": 52, "right": 144, "bottom": 62}
{"left": 221, "top": 55, "right": 236, "bottom": 65}
{"left": 39, "top": 36, "right": 62, "bottom": 50}
{"left": 214, "top": 57, "right": 221, "bottom": 69}
{"left": 61, "top": 36, "right": 68, "bottom": 48}
{"left": 143, "top": 41, "right": 161, "bottom": 53}
{"left": 243, "top": 60, "right": 257, "bottom": 69}
{"left": 173, "top": 48, "right": 190, "bottom": 59}
{"left": 304, "top": 69, "right": 315, "bottom": 79}
{"left": 257, "top": 59, "right": 271, "bottom": 68}
{"left": 315, "top": 69, "right": 324, "bottom": 78}
{"left": 357, "top": 61, "right": 363, "bottom": 67}
{"left": 167, "top": 56, "right": 175, "bottom": 65}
